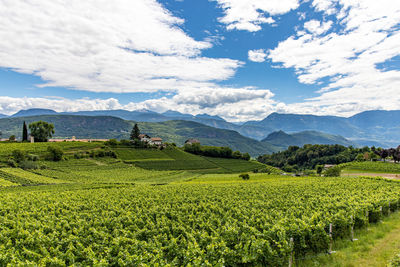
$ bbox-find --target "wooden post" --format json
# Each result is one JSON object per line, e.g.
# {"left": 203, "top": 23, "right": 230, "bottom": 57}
{"left": 350, "top": 215, "right": 358, "bottom": 241}
{"left": 328, "top": 223, "right": 336, "bottom": 254}
{"left": 289, "top": 237, "right": 294, "bottom": 267}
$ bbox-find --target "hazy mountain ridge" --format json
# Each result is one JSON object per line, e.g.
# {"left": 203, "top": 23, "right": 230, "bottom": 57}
{"left": 6, "top": 108, "right": 399, "bottom": 147}
{"left": 0, "top": 115, "right": 279, "bottom": 156}
{"left": 262, "top": 130, "right": 357, "bottom": 150}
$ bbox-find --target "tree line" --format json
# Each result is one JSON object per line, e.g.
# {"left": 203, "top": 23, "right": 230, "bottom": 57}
{"left": 184, "top": 143, "right": 251, "bottom": 161}
{"left": 257, "top": 144, "right": 372, "bottom": 171}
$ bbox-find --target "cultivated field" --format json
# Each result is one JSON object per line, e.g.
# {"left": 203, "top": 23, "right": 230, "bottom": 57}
{"left": 1, "top": 142, "right": 400, "bottom": 265}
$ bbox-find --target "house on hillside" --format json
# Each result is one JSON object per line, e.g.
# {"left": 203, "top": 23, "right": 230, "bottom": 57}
{"left": 149, "top": 137, "right": 163, "bottom": 146}
{"left": 49, "top": 136, "right": 109, "bottom": 142}
{"left": 138, "top": 134, "right": 151, "bottom": 143}
{"left": 185, "top": 139, "right": 200, "bottom": 145}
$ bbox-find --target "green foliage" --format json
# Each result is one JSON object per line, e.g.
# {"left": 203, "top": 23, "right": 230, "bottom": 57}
{"left": 29, "top": 121, "right": 55, "bottom": 142}
{"left": 18, "top": 160, "right": 40, "bottom": 170}
{"left": 324, "top": 166, "right": 341, "bottom": 177}
{"left": 239, "top": 173, "right": 250, "bottom": 180}
{"left": 316, "top": 165, "right": 324, "bottom": 175}
{"left": 258, "top": 144, "right": 367, "bottom": 170}
{"left": 22, "top": 121, "right": 28, "bottom": 142}
{"left": 0, "top": 176, "right": 399, "bottom": 265}
{"left": 105, "top": 139, "right": 118, "bottom": 146}
{"left": 389, "top": 252, "right": 400, "bottom": 267}
{"left": 130, "top": 123, "right": 140, "bottom": 141}
{"left": 47, "top": 146, "right": 64, "bottom": 161}
{"left": 11, "top": 149, "right": 26, "bottom": 163}
{"left": 340, "top": 161, "right": 400, "bottom": 173}
{"left": 8, "top": 135, "right": 16, "bottom": 141}
{"left": 184, "top": 143, "right": 250, "bottom": 160}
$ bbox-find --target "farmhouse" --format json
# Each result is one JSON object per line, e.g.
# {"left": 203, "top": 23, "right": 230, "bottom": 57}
{"left": 149, "top": 137, "right": 163, "bottom": 146}
{"left": 49, "top": 136, "right": 109, "bottom": 142}
{"left": 138, "top": 134, "right": 151, "bottom": 143}
{"left": 185, "top": 139, "right": 200, "bottom": 145}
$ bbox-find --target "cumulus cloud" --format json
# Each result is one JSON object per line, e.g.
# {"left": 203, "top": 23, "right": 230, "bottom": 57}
{"left": 0, "top": 0, "right": 242, "bottom": 93}
{"left": 248, "top": 49, "right": 268, "bottom": 62}
{"left": 0, "top": 87, "right": 278, "bottom": 122}
{"left": 268, "top": 0, "right": 400, "bottom": 116}
{"left": 213, "top": 0, "right": 299, "bottom": 31}
{"left": 304, "top": 20, "right": 333, "bottom": 35}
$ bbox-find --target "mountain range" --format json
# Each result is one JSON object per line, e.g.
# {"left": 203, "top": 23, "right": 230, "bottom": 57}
{"left": 7, "top": 108, "right": 400, "bottom": 146}
{"left": 0, "top": 113, "right": 362, "bottom": 156}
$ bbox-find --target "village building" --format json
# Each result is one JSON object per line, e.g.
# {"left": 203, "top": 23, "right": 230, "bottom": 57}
{"left": 138, "top": 134, "right": 151, "bottom": 143}
{"left": 149, "top": 137, "right": 163, "bottom": 146}
{"left": 185, "top": 139, "right": 200, "bottom": 145}
{"left": 48, "top": 136, "right": 109, "bottom": 142}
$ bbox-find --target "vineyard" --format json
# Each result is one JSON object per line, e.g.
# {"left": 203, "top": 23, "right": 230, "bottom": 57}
{"left": 1, "top": 175, "right": 400, "bottom": 265}
{"left": 0, "top": 142, "right": 400, "bottom": 265}
{"left": 340, "top": 161, "right": 400, "bottom": 173}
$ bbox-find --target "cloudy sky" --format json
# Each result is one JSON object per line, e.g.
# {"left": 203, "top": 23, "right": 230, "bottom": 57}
{"left": 0, "top": 0, "right": 399, "bottom": 122}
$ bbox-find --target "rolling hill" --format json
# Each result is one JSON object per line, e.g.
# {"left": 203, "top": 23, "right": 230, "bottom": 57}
{"left": 262, "top": 130, "right": 356, "bottom": 150}
{"left": 0, "top": 115, "right": 278, "bottom": 156}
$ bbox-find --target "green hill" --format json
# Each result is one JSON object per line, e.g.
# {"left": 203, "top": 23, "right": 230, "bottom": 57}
{"left": 138, "top": 120, "right": 278, "bottom": 156}
{"left": 0, "top": 115, "right": 278, "bottom": 156}
{"left": 262, "top": 130, "right": 356, "bottom": 150}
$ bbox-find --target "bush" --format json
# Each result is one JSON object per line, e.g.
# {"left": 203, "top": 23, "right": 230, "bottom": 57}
{"left": 324, "top": 166, "right": 341, "bottom": 177}
{"left": 105, "top": 139, "right": 118, "bottom": 146}
{"left": 239, "top": 173, "right": 250, "bottom": 180}
{"left": 74, "top": 152, "right": 87, "bottom": 159}
{"left": 27, "top": 154, "right": 39, "bottom": 161}
{"left": 7, "top": 159, "right": 17, "bottom": 168}
{"left": 120, "top": 139, "right": 132, "bottom": 146}
{"left": 19, "top": 160, "right": 40, "bottom": 170}
{"left": 11, "top": 149, "right": 26, "bottom": 163}
{"left": 316, "top": 165, "right": 324, "bottom": 175}
{"left": 47, "top": 146, "right": 64, "bottom": 161}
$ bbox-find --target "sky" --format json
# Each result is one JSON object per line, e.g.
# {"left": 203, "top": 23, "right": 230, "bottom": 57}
{"left": 0, "top": 0, "right": 399, "bottom": 122}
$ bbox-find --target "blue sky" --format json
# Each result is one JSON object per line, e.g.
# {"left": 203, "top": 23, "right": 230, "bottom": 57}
{"left": 0, "top": 0, "right": 399, "bottom": 121}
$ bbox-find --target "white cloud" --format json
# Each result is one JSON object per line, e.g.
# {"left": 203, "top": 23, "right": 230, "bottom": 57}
{"left": 268, "top": 0, "right": 400, "bottom": 116}
{"left": 248, "top": 49, "right": 267, "bottom": 62}
{"left": 304, "top": 20, "right": 332, "bottom": 35}
{"left": 213, "top": 0, "right": 299, "bottom": 31}
{"left": 0, "top": 87, "right": 278, "bottom": 122}
{"left": 0, "top": 0, "right": 242, "bottom": 93}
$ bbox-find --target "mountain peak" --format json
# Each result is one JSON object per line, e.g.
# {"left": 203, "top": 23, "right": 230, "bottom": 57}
{"left": 12, "top": 108, "right": 58, "bottom": 117}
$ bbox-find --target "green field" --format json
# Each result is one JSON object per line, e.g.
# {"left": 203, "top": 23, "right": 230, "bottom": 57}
{"left": 341, "top": 161, "right": 400, "bottom": 174}
{"left": 1, "top": 142, "right": 400, "bottom": 265}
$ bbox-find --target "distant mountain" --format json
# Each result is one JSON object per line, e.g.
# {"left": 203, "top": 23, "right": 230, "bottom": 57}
{"left": 0, "top": 114, "right": 7, "bottom": 119}
{"left": 7, "top": 108, "right": 400, "bottom": 148}
{"left": 138, "top": 120, "right": 279, "bottom": 156}
{"left": 262, "top": 130, "right": 356, "bottom": 150}
{"left": 12, "top": 108, "right": 58, "bottom": 117}
{"left": 245, "top": 113, "right": 361, "bottom": 137}
{"left": 0, "top": 115, "right": 279, "bottom": 156}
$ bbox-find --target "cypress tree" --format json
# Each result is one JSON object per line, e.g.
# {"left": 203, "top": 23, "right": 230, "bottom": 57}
{"left": 22, "top": 121, "right": 28, "bottom": 142}
{"left": 130, "top": 123, "right": 140, "bottom": 141}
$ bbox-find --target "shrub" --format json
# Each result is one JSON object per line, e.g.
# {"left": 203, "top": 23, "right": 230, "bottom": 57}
{"left": 120, "top": 139, "right": 132, "bottom": 146}
{"left": 324, "top": 166, "right": 341, "bottom": 177}
{"left": 105, "top": 139, "right": 118, "bottom": 146}
{"left": 47, "top": 146, "right": 64, "bottom": 161}
{"left": 239, "top": 173, "right": 250, "bottom": 180}
{"left": 74, "top": 152, "right": 87, "bottom": 159}
{"left": 316, "top": 165, "right": 324, "bottom": 175}
{"left": 7, "top": 159, "right": 17, "bottom": 168}
{"left": 27, "top": 154, "right": 39, "bottom": 161}
{"left": 11, "top": 149, "right": 26, "bottom": 163}
{"left": 19, "top": 160, "right": 40, "bottom": 170}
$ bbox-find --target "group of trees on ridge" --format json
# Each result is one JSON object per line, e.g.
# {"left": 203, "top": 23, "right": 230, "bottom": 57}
{"left": 184, "top": 143, "right": 251, "bottom": 161}
{"left": 257, "top": 144, "right": 389, "bottom": 172}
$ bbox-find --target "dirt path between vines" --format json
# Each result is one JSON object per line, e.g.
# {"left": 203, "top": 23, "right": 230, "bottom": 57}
{"left": 355, "top": 224, "right": 400, "bottom": 267}
{"left": 342, "top": 172, "right": 400, "bottom": 179}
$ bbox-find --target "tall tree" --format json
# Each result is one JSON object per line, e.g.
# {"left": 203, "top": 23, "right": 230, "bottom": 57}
{"left": 29, "top": 121, "right": 55, "bottom": 142}
{"left": 130, "top": 123, "right": 140, "bottom": 141}
{"left": 22, "top": 121, "right": 28, "bottom": 142}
